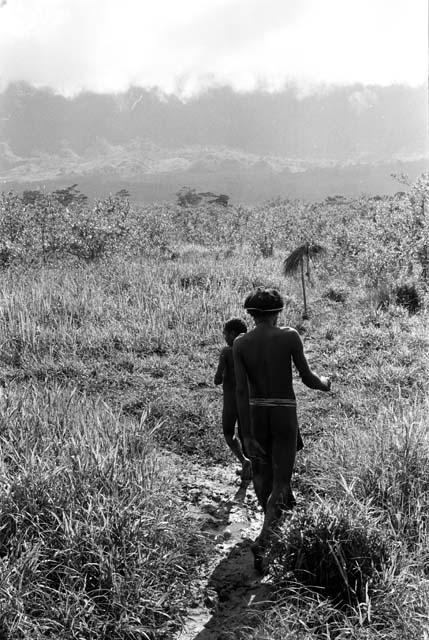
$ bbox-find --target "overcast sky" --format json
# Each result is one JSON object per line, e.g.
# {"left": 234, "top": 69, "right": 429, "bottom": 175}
{"left": 0, "top": 0, "right": 426, "bottom": 97}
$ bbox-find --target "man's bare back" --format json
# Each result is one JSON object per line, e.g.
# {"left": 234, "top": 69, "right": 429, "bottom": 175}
{"left": 234, "top": 324, "right": 329, "bottom": 401}
{"left": 232, "top": 288, "right": 331, "bottom": 571}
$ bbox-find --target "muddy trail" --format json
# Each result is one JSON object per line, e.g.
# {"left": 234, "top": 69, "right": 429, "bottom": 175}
{"left": 170, "top": 454, "right": 275, "bottom": 640}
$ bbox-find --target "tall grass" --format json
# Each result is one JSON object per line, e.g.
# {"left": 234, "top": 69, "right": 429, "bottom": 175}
{"left": 0, "top": 251, "right": 304, "bottom": 461}
{"left": 301, "top": 396, "right": 429, "bottom": 542}
{"left": 0, "top": 181, "right": 427, "bottom": 638}
{"left": 0, "top": 383, "right": 205, "bottom": 638}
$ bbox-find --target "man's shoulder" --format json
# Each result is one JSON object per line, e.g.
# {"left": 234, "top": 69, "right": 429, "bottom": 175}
{"left": 232, "top": 332, "right": 249, "bottom": 349}
{"left": 233, "top": 332, "right": 247, "bottom": 343}
{"left": 278, "top": 326, "right": 301, "bottom": 342}
{"left": 279, "top": 326, "right": 298, "bottom": 334}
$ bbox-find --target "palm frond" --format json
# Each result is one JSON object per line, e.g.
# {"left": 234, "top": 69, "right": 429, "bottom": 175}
{"left": 283, "top": 243, "right": 326, "bottom": 276}
{"left": 283, "top": 245, "right": 307, "bottom": 275}
{"left": 308, "top": 243, "right": 326, "bottom": 258}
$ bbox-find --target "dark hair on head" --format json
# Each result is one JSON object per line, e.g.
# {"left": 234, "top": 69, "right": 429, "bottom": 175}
{"left": 223, "top": 317, "right": 247, "bottom": 335}
{"left": 244, "top": 287, "right": 284, "bottom": 318}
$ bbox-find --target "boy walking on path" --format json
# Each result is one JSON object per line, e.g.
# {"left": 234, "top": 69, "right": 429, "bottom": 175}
{"left": 215, "top": 318, "right": 252, "bottom": 481}
{"left": 233, "top": 288, "right": 331, "bottom": 567}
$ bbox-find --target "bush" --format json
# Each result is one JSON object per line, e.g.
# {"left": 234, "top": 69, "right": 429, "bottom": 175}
{"left": 323, "top": 282, "right": 349, "bottom": 303}
{"left": 179, "top": 272, "right": 211, "bottom": 290}
{"left": 245, "top": 571, "right": 429, "bottom": 640}
{"left": 394, "top": 283, "right": 421, "bottom": 314}
{"left": 269, "top": 501, "right": 391, "bottom": 608}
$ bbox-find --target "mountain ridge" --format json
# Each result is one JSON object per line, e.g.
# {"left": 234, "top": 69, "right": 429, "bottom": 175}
{"left": 0, "top": 82, "right": 427, "bottom": 202}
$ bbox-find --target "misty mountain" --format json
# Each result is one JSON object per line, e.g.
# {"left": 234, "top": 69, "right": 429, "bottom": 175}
{"left": 1, "top": 82, "right": 427, "bottom": 158}
{"left": 0, "top": 82, "right": 427, "bottom": 202}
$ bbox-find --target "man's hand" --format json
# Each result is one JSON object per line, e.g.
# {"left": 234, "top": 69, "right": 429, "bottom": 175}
{"left": 244, "top": 437, "right": 266, "bottom": 459}
{"left": 320, "top": 376, "right": 331, "bottom": 391}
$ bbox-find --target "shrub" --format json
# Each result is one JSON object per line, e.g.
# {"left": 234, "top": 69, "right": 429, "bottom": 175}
{"left": 179, "top": 273, "right": 211, "bottom": 290}
{"left": 269, "top": 501, "right": 391, "bottom": 608}
{"left": 394, "top": 282, "right": 421, "bottom": 314}
{"left": 323, "top": 282, "right": 349, "bottom": 303}
{"left": 245, "top": 571, "right": 429, "bottom": 640}
{"left": 67, "top": 196, "right": 131, "bottom": 262}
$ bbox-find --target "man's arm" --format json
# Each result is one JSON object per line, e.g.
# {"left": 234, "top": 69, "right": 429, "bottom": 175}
{"left": 214, "top": 348, "right": 227, "bottom": 385}
{"left": 232, "top": 339, "right": 251, "bottom": 439}
{"left": 291, "top": 330, "right": 331, "bottom": 391}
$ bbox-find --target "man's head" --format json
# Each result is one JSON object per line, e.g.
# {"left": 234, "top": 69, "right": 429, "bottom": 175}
{"left": 223, "top": 317, "right": 247, "bottom": 345}
{"left": 244, "top": 288, "right": 284, "bottom": 323}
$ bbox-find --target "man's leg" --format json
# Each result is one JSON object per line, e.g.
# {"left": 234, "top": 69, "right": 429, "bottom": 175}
{"left": 248, "top": 406, "right": 272, "bottom": 511}
{"left": 259, "top": 406, "right": 297, "bottom": 542}
{"left": 248, "top": 406, "right": 273, "bottom": 571}
{"left": 250, "top": 458, "right": 272, "bottom": 512}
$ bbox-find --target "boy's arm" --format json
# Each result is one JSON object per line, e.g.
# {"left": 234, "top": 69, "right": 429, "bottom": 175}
{"left": 290, "top": 330, "right": 331, "bottom": 391}
{"left": 214, "top": 348, "right": 227, "bottom": 385}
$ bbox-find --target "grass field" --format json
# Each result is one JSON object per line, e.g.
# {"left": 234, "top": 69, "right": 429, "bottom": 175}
{"left": 0, "top": 179, "right": 428, "bottom": 638}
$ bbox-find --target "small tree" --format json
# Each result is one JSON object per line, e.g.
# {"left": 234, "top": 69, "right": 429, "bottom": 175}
{"left": 115, "top": 188, "right": 130, "bottom": 199}
{"left": 283, "top": 243, "right": 326, "bottom": 318}
{"left": 176, "top": 187, "right": 203, "bottom": 207}
{"left": 209, "top": 193, "right": 229, "bottom": 207}
{"left": 176, "top": 188, "right": 230, "bottom": 207}
{"left": 53, "top": 184, "right": 88, "bottom": 207}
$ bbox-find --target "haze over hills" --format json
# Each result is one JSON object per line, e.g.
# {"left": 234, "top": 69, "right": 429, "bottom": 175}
{"left": 0, "top": 82, "right": 427, "bottom": 203}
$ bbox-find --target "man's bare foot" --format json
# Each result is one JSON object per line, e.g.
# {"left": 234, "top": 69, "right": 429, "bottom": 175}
{"left": 250, "top": 539, "right": 266, "bottom": 574}
{"left": 241, "top": 459, "right": 252, "bottom": 482}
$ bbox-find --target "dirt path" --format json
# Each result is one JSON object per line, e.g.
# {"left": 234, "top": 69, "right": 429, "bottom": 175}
{"left": 170, "top": 455, "right": 273, "bottom": 640}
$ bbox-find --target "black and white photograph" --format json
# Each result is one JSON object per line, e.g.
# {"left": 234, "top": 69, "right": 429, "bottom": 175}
{"left": 0, "top": 1, "right": 428, "bottom": 638}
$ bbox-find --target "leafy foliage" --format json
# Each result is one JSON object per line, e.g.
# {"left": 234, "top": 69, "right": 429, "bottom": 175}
{"left": 176, "top": 187, "right": 229, "bottom": 207}
{"left": 1, "top": 174, "right": 428, "bottom": 284}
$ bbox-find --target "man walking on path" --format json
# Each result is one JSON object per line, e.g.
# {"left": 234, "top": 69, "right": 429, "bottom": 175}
{"left": 233, "top": 288, "right": 331, "bottom": 569}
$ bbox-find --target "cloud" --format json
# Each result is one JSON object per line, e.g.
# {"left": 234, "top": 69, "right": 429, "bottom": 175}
{"left": 0, "top": 0, "right": 426, "bottom": 96}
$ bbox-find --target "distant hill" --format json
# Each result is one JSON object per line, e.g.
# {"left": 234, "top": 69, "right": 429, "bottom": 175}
{"left": 0, "top": 83, "right": 427, "bottom": 202}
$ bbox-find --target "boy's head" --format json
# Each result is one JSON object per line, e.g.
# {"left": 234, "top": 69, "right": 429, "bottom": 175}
{"left": 244, "top": 287, "right": 284, "bottom": 321}
{"left": 223, "top": 317, "right": 247, "bottom": 345}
